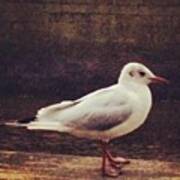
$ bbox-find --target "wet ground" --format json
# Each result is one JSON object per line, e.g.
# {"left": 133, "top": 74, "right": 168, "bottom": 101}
{"left": 0, "top": 95, "right": 179, "bottom": 162}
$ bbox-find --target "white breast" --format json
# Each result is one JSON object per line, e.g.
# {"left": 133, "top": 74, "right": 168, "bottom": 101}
{"left": 104, "top": 85, "right": 152, "bottom": 140}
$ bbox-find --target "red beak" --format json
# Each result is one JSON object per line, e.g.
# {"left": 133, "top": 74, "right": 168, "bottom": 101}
{"left": 149, "top": 76, "right": 169, "bottom": 84}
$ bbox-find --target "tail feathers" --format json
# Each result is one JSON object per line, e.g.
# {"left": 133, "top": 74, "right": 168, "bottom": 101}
{"left": 5, "top": 116, "right": 36, "bottom": 127}
{"left": 5, "top": 117, "right": 70, "bottom": 132}
{"left": 27, "top": 122, "right": 68, "bottom": 131}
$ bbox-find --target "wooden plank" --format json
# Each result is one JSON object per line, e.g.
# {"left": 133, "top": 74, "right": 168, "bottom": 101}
{"left": 0, "top": 151, "right": 179, "bottom": 179}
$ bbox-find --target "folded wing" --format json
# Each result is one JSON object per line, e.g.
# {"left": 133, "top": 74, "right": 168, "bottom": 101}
{"left": 27, "top": 85, "right": 132, "bottom": 132}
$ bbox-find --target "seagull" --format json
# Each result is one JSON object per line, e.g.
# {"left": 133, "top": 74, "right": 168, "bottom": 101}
{"left": 6, "top": 62, "right": 168, "bottom": 177}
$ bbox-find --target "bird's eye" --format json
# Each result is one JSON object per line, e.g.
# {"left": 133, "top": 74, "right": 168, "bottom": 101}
{"left": 129, "top": 71, "right": 134, "bottom": 77}
{"left": 139, "top": 71, "right": 146, "bottom": 77}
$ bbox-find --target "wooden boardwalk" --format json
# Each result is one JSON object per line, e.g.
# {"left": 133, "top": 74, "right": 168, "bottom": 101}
{"left": 0, "top": 151, "right": 179, "bottom": 180}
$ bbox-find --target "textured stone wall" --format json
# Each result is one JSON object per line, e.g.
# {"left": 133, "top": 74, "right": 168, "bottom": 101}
{"left": 1, "top": 0, "right": 180, "bottom": 48}
{"left": 0, "top": 0, "right": 179, "bottom": 98}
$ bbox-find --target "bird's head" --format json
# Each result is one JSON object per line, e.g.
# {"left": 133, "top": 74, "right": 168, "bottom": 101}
{"left": 119, "top": 62, "right": 169, "bottom": 85}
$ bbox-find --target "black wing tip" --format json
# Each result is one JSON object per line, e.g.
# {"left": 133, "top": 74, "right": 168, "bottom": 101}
{"left": 18, "top": 116, "right": 36, "bottom": 124}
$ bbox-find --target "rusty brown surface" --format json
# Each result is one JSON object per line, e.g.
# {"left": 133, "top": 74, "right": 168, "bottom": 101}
{"left": 0, "top": 150, "right": 179, "bottom": 180}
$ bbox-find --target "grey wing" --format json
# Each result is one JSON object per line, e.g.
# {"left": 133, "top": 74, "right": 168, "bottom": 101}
{"left": 67, "top": 104, "right": 132, "bottom": 131}
{"left": 35, "top": 84, "right": 132, "bottom": 132}
{"left": 37, "top": 85, "right": 116, "bottom": 118}
{"left": 37, "top": 100, "right": 80, "bottom": 119}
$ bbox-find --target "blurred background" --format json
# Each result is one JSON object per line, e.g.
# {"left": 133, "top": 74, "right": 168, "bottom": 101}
{"left": 0, "top": 0, "right": 179, "bottom": 161}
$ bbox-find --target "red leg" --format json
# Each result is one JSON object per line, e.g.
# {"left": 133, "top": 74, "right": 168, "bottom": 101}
{"left": 105, "top": 150, "right": 130, "bottom": 165}
{"left": 101, "top": 143, "right": 106, "bottom": 175}
{"left": 100, "top": 142, "right": 120, "bottom": 177}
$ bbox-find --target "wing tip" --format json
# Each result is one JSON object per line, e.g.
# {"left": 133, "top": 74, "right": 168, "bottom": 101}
{"left": 18, "top": 116, "right": 36, "bottom": 124}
